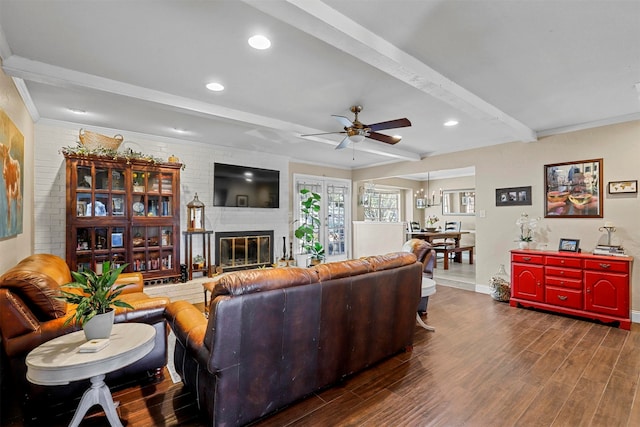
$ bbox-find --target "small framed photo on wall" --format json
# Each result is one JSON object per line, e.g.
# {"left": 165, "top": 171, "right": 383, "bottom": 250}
{"left": 495, "top": 186, "right": 532, "bottom": 206}
{"left": 608, "top": 180, "right": 637, "bottom": 194}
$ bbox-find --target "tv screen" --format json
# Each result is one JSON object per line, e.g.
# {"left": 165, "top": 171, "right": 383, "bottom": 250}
{"left": 213, "top": 163, "right": 280, "bottom": 208}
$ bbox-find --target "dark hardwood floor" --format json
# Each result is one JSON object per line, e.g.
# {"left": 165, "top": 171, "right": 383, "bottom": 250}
{"left": 3, "top": 285, "right": 639, "bottom": 426}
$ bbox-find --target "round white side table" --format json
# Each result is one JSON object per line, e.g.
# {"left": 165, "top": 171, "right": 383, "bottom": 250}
{"left": 26, "top": 323, "right": 155, "bottom": 427}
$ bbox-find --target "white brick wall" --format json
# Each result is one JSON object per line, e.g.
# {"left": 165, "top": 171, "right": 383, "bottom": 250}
{"left": 34, "top": 120, "right": 290, "bottom": 267}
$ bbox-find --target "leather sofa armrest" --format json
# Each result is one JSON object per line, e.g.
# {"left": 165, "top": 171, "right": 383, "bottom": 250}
{"left": 115, "top": 293, "right": 170, "bottom": 323}
{"left": 164, "top": 301, "right": 209, "bottom": 366}
{"left": 115, "top": 272, "right": 144, "bottom": 294}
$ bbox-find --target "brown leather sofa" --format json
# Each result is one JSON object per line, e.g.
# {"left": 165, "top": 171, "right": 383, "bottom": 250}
{"left": 0, "top": 253, "right": 170, "bottom": 406}
{"left": 165, "top": 251, "right": 422, "bottom": 426}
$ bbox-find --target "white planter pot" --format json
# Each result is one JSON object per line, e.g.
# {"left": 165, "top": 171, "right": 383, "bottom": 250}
{"left": 83, "top": 309, "right": 115, "bottom": 340}
{"left": 518, "top": 241, "right": 530, "bottom": 250}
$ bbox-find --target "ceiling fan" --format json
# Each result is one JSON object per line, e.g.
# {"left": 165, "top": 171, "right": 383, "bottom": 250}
{"left": 302, "top": 106, "right": 411, "bottom": 150}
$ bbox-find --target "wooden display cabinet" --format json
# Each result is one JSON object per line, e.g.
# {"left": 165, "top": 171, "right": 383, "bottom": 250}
{"left": 65, "top": 153, "right": 181, "bottom": 284}
{"left": 510, "top": 249, "right": 633, "bottom": 329}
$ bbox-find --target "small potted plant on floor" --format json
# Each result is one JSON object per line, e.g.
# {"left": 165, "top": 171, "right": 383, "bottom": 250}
{"left": 294, "top": 188, "right": 325, "bottom": 266}
{"left": 59, "top": 261, "right": 133, "bottom": 340}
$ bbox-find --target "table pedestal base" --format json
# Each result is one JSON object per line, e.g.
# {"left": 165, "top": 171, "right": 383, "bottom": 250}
{"left": 69, "top": 374, "right": 122, "bottom": 427}
{"left": 416, "top": 313, "right": 436, "bottom": 332}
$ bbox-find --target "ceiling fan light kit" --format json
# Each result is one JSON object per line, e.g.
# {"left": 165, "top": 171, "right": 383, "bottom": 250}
{"left": 302, "top": 105, "right": 411, "bottom": 150}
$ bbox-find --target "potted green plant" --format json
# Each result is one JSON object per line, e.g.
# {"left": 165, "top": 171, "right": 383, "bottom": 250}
{"left": 59, "top": 261, "right": 133, "bottom": 340}
{"left": 294, "top": 188, "right": 325, "bottom": 266}
{"left": 193, "top": 254, "right": 205, "bottom": 270}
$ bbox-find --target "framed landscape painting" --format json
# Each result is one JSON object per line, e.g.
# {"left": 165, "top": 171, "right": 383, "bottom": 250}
{"left": 0, "top": 110, "right": 24, "bottom": 238}
{"left": 545, "top": 159, "right": 603, "bottom": 218}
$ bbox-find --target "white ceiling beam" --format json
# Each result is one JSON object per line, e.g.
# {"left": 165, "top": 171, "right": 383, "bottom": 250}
{"left": 246, "top": 0, "right": 537, "bottom": 143}
{"left": 2, "top": 55, "right": 419, "bottom": 162}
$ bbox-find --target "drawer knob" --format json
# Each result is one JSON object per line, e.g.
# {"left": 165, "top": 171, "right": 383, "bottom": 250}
{"left": 558, "top": 295, "right": 568, "bottom": 301}
{"left": 599, "top": 263, "right": 611, "bottom": 269}
{"left": 523, "top": 257, "right": 531, "bottom": 261}
{"left": 561, "top": 260, "right": 565, "bottom": 264}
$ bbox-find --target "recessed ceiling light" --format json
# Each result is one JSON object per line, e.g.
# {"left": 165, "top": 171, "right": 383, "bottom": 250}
{"left": 248, "top": 34, "right": 271, "bottom": 50}
{"left": 68, "top": 108, "right": 87, "bottom": 115}
{"left": 444, "top": 120, "right": 459, "bottom": 127}
{"left": 206, "top": 82, "right": 225, "bottom": 92}
{"left": 172, "top": 127, "right": 188, "bottom": 134}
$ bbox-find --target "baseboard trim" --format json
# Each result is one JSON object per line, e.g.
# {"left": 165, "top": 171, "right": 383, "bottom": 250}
{"left": 474, "top": 284, "right": 639, "bottom": 325}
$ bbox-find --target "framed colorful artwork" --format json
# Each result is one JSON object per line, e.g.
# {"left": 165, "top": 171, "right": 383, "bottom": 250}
{"left": 545, "top": 159, "right": 603, "bottom": 218}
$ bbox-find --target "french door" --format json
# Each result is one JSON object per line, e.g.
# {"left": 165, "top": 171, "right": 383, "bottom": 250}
{"left": 294, "top": 175, "right": 351, "bottom": 263}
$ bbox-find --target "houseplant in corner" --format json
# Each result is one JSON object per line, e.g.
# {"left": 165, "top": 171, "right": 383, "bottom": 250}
{"left": 59, "top": 261, "right": 133, "bottom": 340}
{"left": 294, "top": 188, "right": 325, "bottom": 266}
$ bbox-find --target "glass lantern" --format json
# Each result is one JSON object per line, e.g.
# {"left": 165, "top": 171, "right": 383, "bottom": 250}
{"left": 187, "top": 193, "right": 205, "bottom": 231}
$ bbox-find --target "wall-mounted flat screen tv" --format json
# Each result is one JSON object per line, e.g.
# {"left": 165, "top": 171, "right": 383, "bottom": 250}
{"left": 213, "top": 163, "right": 280, "bottom": 208}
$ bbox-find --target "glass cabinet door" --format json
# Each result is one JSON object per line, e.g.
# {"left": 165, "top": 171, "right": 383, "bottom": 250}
{"left": 66, "top": 155, "right": 181, "bottom": 282}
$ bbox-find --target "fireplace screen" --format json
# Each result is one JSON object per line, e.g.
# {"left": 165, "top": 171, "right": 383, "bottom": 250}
{"left": 216, "top": 231, "right": 273, "bottom": 271}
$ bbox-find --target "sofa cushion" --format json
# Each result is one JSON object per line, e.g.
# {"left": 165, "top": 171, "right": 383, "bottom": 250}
{"left": 313, "top": 258, "right": 371, "bottom": 281}
{"left": 211, "top": 267, "right": 317, "bottom": 298}
{"left": 0, "top": 257, "right": 69, "bottom": 321}
{"left": 362, "top": 252, "right": 417, "bottom": 272}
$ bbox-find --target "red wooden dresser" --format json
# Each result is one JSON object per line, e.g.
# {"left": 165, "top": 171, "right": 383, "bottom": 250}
{"left": 510, "top": 249, "right": 633, "bottom": 329}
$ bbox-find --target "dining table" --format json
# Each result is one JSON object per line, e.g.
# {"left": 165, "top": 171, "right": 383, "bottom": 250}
{"left": 406, "top": 230, "right": 470, "bottom": 263}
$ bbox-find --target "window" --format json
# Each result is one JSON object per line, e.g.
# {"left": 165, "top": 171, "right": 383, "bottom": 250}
{"left": 364, "top": 190, "right": 400, "bottom": 222}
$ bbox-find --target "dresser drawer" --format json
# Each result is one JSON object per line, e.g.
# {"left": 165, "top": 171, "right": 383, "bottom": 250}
{"left": 545, "top": 266, "right": 582, "bottom": 280}
{"left": 512, "top": 253, "right": 544, "bottom": 264}
{"left": 585, "top": 259, "right": 629, "bottom": 274}
{"left": 545, "top": 275, "right": 582, "bottom": 290}
{"left": 546, "top": 256, "right": 582, "bottom": 268}
{"left": 546, "top": 286, "right": 583, "bottom": 310}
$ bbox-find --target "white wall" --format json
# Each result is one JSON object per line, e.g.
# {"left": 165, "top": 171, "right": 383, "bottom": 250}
{"left": 354, "top": 120, "right": 640, "bottom": 314}
{"left": 34, "top": 120, "right": 290, "bottom": 266}
{"left": 0, "top": 65, "right": 34, "bottom": 273}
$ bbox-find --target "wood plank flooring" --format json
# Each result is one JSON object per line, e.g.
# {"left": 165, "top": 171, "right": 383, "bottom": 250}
{"left": 3, "top": 285, "right": 639, "bottom": 426}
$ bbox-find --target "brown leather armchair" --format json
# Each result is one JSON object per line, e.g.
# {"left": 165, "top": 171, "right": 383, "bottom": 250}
{"left": 0, "top": 254, "right": 170, "bottom": 407}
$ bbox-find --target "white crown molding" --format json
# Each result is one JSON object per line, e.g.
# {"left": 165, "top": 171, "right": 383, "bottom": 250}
{"left": 537, "top": 112, "right": 640, "bottom": 138}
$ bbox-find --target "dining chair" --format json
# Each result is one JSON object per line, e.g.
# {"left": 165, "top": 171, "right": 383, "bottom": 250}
{"left": 432, "top": 221, "right": 461, "bottom": 257}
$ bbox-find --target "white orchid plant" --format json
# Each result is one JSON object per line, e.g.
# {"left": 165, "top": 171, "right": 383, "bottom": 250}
{"left": 516, "top": 212, "right": 539, "bottom": 242}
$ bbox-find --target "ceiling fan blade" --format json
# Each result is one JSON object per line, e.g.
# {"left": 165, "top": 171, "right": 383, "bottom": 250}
{"left": 332, "top": 115, "right": 354, "bottom": 129}
{"left": 335, "top": 136, "right": 351, "bottom": 150}
{"left": 367, "top": 118, "right": 411, "bottom": 132}
{"left": 301, "top": 131, "right": 346, "bottom": 137}
{"left": 367, "top": 132, "right": 402, "bottom": 145}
